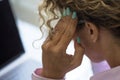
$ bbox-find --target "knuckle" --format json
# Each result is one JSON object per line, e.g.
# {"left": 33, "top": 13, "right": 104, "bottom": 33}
{"left": 50, "top": 49, "right": 58, "bottom": 54}
{"left": 51, "top": 46, "right": 64, "bottom": 54}
{"left": 56, "top": 46, "right": 65, "bottom": 52}
{"left": 41, "top": 44, "right": 47, "bottom": 50}
{"left": 42, "top": 43, "right": 59, "bottom": 54}
{"left": 42, "top": 43, "right": 51, "bottom": 51}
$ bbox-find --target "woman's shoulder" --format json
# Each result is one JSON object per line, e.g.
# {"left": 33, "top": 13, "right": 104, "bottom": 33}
{"left": 90, "top": 66, "right": 120, "bottom": 80}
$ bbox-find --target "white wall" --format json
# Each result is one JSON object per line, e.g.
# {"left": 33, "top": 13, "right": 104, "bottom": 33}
{"left": 10, "top": 0, "right": 43, "bottom": 26}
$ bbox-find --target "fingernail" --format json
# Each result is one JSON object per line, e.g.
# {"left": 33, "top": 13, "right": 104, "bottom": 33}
{"left": 66, "top": 7, "right": 71, "bottom": 15}
{"left": 63, "top": 9, "right": 66, "bottom": 16}
{"left": 77, "top": 37, "right": 81, "bottom": 43}
{"left": 72, "top": 11, "right": 77, "bottom": 19}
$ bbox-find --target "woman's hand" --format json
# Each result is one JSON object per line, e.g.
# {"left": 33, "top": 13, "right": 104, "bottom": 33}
{"left": 41, "top": 11, "right": 85, "bottom": 79}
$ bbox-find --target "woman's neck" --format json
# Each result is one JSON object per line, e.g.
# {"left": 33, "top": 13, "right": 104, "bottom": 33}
{"left": 100, "top": 30, "right": 120, "bottom": 68}
{"left": 105, "top": 43, "right": 120, "bottom": 68}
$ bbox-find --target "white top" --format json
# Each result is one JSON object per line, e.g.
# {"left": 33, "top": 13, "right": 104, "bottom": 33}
{"left": 32, "top": 66, "right": 120, "bottom": 80}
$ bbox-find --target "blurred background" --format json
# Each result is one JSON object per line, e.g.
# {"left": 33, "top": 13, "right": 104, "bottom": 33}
{"left": 10, "top": 0, "right": 41, "bottom": 26}
{"left": 9, "top": 0, "right": 44, "bottom": 61}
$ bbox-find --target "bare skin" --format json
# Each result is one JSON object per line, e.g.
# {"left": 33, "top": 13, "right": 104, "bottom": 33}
{"left": 40, "top": 14, "right": 120, "bottom": 79}
{"left": 78, "top": 22, "right": 120, "bottom": 68}
{"left": 98, "top": 30, "right": 120, "bottom": 68}
{"left": 41, "top": 15, "right": 84, "bottom": 79}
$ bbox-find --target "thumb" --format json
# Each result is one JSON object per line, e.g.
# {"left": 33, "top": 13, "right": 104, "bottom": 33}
{"left": 70, "top": 40, "right": 85, "bottom": 68}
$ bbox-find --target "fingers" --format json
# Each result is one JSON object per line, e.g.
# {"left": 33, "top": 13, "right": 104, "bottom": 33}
{"left": 56, "top": 8, "right": 78, "bottom": 49}
{"left": 42, "top": 17, "right": 67, "bottom": 46}
{"left": 57, "top": 17, "right": 77, "bottom": 50}
{"left": 70, "top": 40, "right": 85, "bottom": 69}
{"left": 43, "top": 7, "right": 78, "bottom": 53}
{"left": 44, "top": 7, "right": 72, "bottom": 45}
{"left": 50, "top": 16, "right": 71, "bottom": 45}
{"left": 50, "top": 7, "right": 75, "bottom": 45}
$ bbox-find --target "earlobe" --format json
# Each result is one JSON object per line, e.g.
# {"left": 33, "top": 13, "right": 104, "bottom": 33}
{"left": 85, "top": 22, "right": 99, "bottom": 43}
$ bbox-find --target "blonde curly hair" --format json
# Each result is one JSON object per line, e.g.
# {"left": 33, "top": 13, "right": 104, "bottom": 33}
{"left": 39, "top": 0, "right": 120, "bottom": 38}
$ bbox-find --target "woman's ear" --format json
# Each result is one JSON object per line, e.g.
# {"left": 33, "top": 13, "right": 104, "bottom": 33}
{"left": 85, "top": 22, "right": 99, "bottom": 43}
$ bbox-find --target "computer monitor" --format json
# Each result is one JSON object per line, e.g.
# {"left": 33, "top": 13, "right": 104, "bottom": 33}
{"left": 0, "top": 0, "right": 25, "bottom": 68}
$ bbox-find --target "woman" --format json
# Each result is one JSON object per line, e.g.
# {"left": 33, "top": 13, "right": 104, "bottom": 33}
{"left": 32, "top": 0, "right": 120, "bottom": 80}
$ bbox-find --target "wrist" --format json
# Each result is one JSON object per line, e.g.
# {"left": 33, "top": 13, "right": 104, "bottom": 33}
{"left": 40, "top": 69, "right": 65, "bottom": 79}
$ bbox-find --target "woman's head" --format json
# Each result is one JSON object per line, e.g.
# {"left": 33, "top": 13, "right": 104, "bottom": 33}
{"left": 39, "top": 0, "right": 120, "bottom": 62}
